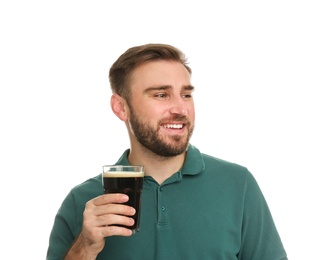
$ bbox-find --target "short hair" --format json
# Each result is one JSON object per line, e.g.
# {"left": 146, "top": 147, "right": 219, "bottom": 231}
{"left": 109, "top": 43, "right": 191, "bottom": 101}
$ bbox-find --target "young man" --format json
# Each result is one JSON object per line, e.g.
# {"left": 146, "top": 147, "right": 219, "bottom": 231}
{"left": 47, "top": 43, "right": 287, "bottom": 259}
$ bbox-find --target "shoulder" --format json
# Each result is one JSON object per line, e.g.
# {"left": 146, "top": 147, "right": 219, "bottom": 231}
{"left": 70, "top": 174, "right": 102, "bottom": 198}
{"left": 60, "top": 174, "right": 103, "bottom": 213}
{"left": 201, "top": 153, "right": 251, "bottom": 180}
{"left": 185, "top": 144, "right": 254, "bottom": 184}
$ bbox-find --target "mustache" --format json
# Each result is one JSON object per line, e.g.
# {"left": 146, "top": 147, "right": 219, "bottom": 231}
{"left": 159, "top": 114, "right": 190, "bottom": 124}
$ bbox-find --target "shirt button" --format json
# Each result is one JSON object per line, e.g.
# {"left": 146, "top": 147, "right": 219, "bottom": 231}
{"left": 161, "top": 206, "right": 166, "bottom": 211}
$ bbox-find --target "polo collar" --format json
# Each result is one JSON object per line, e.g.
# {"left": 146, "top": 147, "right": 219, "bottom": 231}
{"left": 115, "top": 144, "right": 205, "bottom": 177}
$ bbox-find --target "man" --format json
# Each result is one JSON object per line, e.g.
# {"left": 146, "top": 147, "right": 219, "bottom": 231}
{"left": 47, "top": 43, "right": 287, "bottom": 259}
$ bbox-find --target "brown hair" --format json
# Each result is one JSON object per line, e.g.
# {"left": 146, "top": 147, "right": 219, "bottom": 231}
{"left": 109, "top": 43, "right": 191, "bottom": 101}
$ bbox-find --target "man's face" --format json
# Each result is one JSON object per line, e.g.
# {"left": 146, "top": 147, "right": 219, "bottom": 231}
{"left": 127, "top": 60, "right": 195, "bottom": 157}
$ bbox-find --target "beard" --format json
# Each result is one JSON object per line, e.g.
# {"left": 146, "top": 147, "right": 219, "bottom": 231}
{"left": 129, "top": 108, "right": 194, "bottom": 157}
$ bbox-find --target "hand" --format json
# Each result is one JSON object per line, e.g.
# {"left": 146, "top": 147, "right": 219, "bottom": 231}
{"left": 64, "top": 193, "right": 135, "bottom": 259}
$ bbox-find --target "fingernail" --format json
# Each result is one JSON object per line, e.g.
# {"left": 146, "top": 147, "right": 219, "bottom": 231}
{"left": 121, "top": 194, "right": 129, "bottom": 201}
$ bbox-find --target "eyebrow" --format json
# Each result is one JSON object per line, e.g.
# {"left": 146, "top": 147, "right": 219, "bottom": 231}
{"left": 144, "top": 85, "right": 195, "bottom": 93}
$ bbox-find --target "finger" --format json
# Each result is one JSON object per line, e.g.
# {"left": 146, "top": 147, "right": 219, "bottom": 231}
{"left": 92, "top": 193, "right": 129, "bottom": 206}
{"left": 95, "top": 203, "right": 136, "bottom": 217}
{"left": 97, "top": 214, "right": 135, "bottom": 228}
{"left": 101, "top": 225, "right": 134, "bottom": 237}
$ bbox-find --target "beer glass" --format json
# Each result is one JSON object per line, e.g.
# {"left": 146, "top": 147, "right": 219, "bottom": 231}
{"left": 102, "top": 165, "right": 144, "bottom": 233}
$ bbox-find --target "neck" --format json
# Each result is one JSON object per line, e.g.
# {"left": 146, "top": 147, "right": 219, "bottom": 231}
{"left": 128, "top": 145, "right": 186, "bottom": 185}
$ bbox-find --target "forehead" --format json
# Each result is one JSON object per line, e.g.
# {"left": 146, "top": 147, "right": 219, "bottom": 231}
{"left": 129, "top": 60, "right": 191, "bottom": 89}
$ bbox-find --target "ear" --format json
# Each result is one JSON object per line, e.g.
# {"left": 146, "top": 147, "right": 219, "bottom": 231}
{"left": 110, "top": 94, "right": 129, "bottom": 121}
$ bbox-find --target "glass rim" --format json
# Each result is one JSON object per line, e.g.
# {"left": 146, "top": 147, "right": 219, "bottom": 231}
{"left": 102, "top": 165, "right": 144, "bottom": 172}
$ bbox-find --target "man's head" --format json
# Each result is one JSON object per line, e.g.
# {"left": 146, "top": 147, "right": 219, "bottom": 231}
{"left": 109, "top": 43, "right": 192, "bottom": 104}
{"left": 109, "top": 43, "right": 195, "bottom": 157}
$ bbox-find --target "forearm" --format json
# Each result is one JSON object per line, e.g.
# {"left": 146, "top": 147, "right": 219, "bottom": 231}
{"left": 64, "top": 233, "right": 101, "bottom": 260}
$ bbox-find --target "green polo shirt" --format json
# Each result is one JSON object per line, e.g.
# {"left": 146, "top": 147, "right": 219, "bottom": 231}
{"left": 47, "top": 144, "right": 287, "bottom": 260}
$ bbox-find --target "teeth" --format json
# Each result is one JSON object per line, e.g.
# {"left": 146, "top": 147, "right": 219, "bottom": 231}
{"left": 164, "top": 124, "right": 183, "bottom": 129}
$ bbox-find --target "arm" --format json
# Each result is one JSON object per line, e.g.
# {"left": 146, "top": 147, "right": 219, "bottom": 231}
{"left": 238, "top": 171, "right": 287, "bottom": 260}
{"left": 47, "top": 193, "right": 135, "bottom": 260}
{"left": 64, "top": 193, "right": 135, "bottom": 259}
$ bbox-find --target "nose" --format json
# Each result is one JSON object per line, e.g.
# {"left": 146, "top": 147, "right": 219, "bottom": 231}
{"left": 169, "top": 96, "right": 188, "bottom": 116}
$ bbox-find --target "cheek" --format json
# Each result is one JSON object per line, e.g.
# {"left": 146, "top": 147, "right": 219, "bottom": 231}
{"left": 134, "top": 106, "right": 162, "bottom": 128}
{"left": 191, "top": 111, "right": 195, "bottom": 121}
{"left": 140, "top": 103, "right": 164, "bottom": 117}
{"left": 187, "top": 104, "right": 195, "bottom": 119}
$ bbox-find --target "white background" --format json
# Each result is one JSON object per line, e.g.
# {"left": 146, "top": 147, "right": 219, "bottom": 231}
{"left": 1, "top": 1, "right": 325, "bottom": 259}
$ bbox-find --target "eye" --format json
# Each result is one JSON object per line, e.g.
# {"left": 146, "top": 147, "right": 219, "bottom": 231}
{"left": 182, "top": 93, "right": 193, "bottom": 99}
{"left": 154, "top": 93, "right": 168, "bottom": 99}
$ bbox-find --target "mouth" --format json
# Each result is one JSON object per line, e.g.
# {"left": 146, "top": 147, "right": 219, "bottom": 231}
{"left": 163, "top": 124, "right": 184, "bottom": 129}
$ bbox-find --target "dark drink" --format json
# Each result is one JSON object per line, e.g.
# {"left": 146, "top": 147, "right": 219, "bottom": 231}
{"left": 102, "top": 166, "right": 144, "bottom": 233}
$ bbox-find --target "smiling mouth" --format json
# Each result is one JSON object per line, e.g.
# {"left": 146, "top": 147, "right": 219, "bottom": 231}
{"left": 163, "top": 124, "right": 184, "bottom": 129}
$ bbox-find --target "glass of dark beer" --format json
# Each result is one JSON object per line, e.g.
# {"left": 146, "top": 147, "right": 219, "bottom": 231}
{"left": 102, "top": 165, "right": 144, "bottom": 234}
